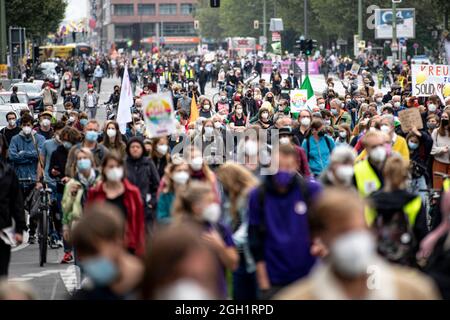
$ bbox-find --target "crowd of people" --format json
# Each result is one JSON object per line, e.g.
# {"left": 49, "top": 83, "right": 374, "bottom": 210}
{"left": 1, "top": 48, "right": 450, "bottom": 301}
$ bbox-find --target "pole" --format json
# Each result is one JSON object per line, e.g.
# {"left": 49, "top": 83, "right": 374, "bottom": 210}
{"left": 304, "top": 0, "right": 308, "bottom": 77}
{"left": 392, "top": 1, "right": 397, "bottom": 62}
{"left": 156, "top": 22, "right": 160, "bottom": 51}
{"left": 0, "top": 0, "right": 6, "bottom": 65}
{"left": 263, "top": 0, "right": 267, "bottom": 52}
{"left": 358, "top": 0, "right": 363, "bottom": 41}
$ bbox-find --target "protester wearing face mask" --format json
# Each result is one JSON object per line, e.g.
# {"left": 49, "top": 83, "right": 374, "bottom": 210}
{"left": 228, "top": 103, "right": 247, "bottom": 133}
{"left": 295, "top": 110, "right": 312, "bottom": 146}
{"left": 87, "top": 152, "right": 145, "bottom": 256}
{"left": 353, "top": 130, "right": 388, "bottom": 197}
{"left": 199, "top": 99, "right": 215, "bottom": 119}
{"left": 215, "top": 91, "right": 230, "bottom": 117}
{"left": 264, "top": 92, "right": 276, "bottom": 110}
{"left": 356, "top": 115, "right": 409, "bottom": 162}
{"left": 35, "top": 111, "right": 54, "bottom": 140}
{"left": 320, "top": 145, "right": 356, "bottom": 189}
{"left": 126, "top": 138, "right": 160, "bottom": 227}
{"left": 65, "top": 120, "right": 108, "bottom": 177}
{"left": 151, "top": 137, "right": 170, "bottom": 179}
{"left": 330, "top": 99, "right": 351, "bottom": 129}
{"left": 156, "top": 157, "right": 190, "bottom": 224}
{"left": 241, "top": 89, "right": 258, "bottom": 118}
{"left": 248, "top": 145, "right": 322, "bottom": 299}
{"left": 0, "top": 112, "right": 21, "bottom": 147}
{"left": 172, "top": 181, "right": 238, "bottom": 299}
{"left": 368, "top": 156, "right": 429, "bottom": 266}
{"left": 426, "top": 114, "right": 439, "bottom": 136}
{"left": 126, "top": 118, "right": 145, "bottom": 139}
{"left": 78, "top": 113, "right": 89, "bottom": 131}
{"left": 100, "top": 120, "right": 126, "bottom": 158}
{"left": 254, "top": 106, "right": 272, "bottom": 129}
{"left": 141, "top": 223, "right": 220, "bottom": 300}
{"left": 335, "top": 124, "right": 351, "bottom": 147}
{"left": 431, "top": 110, "right": 450, "bottom": 190}
{"left": 65, "top": 88, "right": 81, "bottom": 110}
{"left": 61, "top": 148, "right": 100, "bottom": 263}
{"left": 276, "top": 188, "right": 440, "bottom": 300}
{"left": 176, "top": 88, "right": 192, "bottom": 116}
{"left": 71, "top": 204, "right": 144, "bottom": 300}
{"left": 302, "top": 119, "right": 335, "bottom": 177}
{"left": 82, "top": 84, "right": 99, "bottom": 119}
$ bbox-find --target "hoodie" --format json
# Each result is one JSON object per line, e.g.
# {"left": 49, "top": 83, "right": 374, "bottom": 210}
{"left": 8, "top": 131, "right": 45, "bottom": 181}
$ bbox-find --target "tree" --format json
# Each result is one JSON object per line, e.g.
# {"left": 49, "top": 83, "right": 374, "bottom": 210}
{"left": 6, "top": 0, "right": 66, "bottom": 42}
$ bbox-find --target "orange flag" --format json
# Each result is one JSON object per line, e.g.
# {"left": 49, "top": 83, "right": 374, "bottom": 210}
{"left": 189, "top": 94, "right": 199, "bottom": 124}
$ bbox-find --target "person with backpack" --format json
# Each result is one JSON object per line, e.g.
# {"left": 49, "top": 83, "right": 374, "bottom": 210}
{"left": 301, "top": 119, "right": 335, "bottom": 177}
{"left": 368, "top": 156, "right": 428, "bottom": 267}
{"left": 248, "top": 144, "right": 322, "bottom": 299}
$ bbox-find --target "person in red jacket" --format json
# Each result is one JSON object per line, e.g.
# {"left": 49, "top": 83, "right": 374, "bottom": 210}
{"left": 279, "top": 127, "right": 311, "bottom": 178}
{"left": 86, "top": 151, "right": 145, "bottom": 256}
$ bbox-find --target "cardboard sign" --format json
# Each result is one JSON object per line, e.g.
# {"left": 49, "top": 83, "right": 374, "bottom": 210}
{"left": 290, "top": 89, "right": 308, "bottom": 113}
{"left": 350, "top": 63, "right": 361, "bottom": 75}
{"left": 412, "top": 64, "right": 450, "bottom": 104}
{"left": 398, "top": 108, "right": 423, "bottom": 133}
{"left": 142, "top": 92, "right": 177, "bottom": 138}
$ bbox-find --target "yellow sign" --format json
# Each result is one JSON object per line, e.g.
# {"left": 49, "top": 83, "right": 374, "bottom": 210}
{"left": 0, "top": 64, "right": 8, "bottom": 78}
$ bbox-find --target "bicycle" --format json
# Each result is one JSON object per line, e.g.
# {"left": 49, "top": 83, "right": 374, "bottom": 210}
{"left": 20, "top": 178, "right": 54, "bottom": 267}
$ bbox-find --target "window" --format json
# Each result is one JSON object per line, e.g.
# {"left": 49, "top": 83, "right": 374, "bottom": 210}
{"left": 115, "top": 25, "right": 134, "bottom": 40}
{"left": 142, "top": 23, "right": 156, "bottom": 37}
{"left": 138, "top": 4, "right": 156, "bottom": 16}
{"left": 113, "top": 4, "right": 134, "bottom": 16}
{"left": 159, "top": 4, "right": 177, "bottom": 15}
{"left": 162, "top": 22, "right": 196, "bottom": 36}
{"left": 180, "top": 4, "right": 194, "bottom": 15}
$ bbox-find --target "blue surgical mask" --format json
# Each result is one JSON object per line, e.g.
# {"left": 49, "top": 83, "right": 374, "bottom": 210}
{"left": 63, "top": 141, "right": 73, "bottom": 150}
{"left": 80, "top": 119, "right": 88, "bottom": 127}
{"left": 85, "top": 130, "right": 99, "bottom": 142}
{"left": 77, "top": 158, "right": 92, "bottom": 171}
{"left": 81, "top": 257, "right": 118, "bottom": 286}
{"left": 408, "top": 141, "right": 419, "bottom": 150}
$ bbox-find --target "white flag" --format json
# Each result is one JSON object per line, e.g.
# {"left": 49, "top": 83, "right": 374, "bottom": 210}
{"left": 117, "top": 66, "right": 133, "bottom": 134}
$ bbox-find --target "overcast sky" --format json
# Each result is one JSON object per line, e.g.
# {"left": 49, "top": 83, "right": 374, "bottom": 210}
{"left": 64, "top": 0, "right": 89, "bottom": 22}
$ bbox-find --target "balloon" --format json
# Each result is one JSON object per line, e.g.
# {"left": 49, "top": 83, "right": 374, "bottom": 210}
{"left": 416, "top": 71, "right": 427, "bottom": 85}
{"left": 443, "top": 84, "right": 450, "bottom": 97}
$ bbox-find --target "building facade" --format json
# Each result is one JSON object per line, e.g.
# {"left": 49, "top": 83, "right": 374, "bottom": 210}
{"left": 91, "top": 0, "right": 199, "bottom": 52}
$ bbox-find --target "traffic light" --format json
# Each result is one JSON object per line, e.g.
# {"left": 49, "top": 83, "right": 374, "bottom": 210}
{"left": 194, "top": 20, "right": 200, "bottom": 30}
{"left": 294, "top": 38, "right": 305, "bottom": 54}
{"left": 210, "top": 0, "right": 220, "bottom": 8}
{"left": 254, "top": 20, "right": 259, "bottom": 29}
{"left": 304, "top": 39, "right": 317, "bottom": 56}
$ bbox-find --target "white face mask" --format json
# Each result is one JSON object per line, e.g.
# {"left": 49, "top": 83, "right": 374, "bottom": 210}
{"left": 22, "top": 126, "right": 32, "bottom": 135}
{"left": 300, "top": 117, "right": 311, "bottom": 127}
{"left": 190, "top": 157, "right": 203, "bottom": 171}
{"left": 428, "top": 104, "right": 437, "bottom": 112}
{"left": 68, "top": 116, "right": 75, "bottom": 123}
{"left": 155, "top": 279, "right": 213, "bottom": 300}
{"left": 106, "top": 128, "right": 117, "bottom": 138}
{"left": 106, "top": 167, "right": 124, "bottom": 182}
{"left": 338, "top": 131, "right": 347, "bottom": 138}
{"left": 394, "top": 102, "right": 401, "bottom": 108}
{"left": 380, "top": 125, "right": 391, "bottom": 134}
{"left": 202, "top": 203, "right": 221, "bottom": 224}
{"left": 330, "top": 230, "right": 376, "bottom": 278}
{"left": 214, "top": 122, "right": 222, "bottom": 129}
{"left": 204, "top": 127, "right": 214, "bottom": 136}
{"left": 279, "top": 137, "right": 290, "bottom": 145}
{"left": 156, "top": 144, "right": 169, "bottom": 155}
{"left": 261, "top": 113, "right": 269, "bottom": 120}
{"left": 334, "top": 165, "right": 354, "bottom": 185}
{"left": 318, "top": 103, "right": 326, "bottom": 109}
{"left": 8, "top": 119, "right": 16, "bottom": 127}
{"left": 369, "top": 146, "right": 387, "bottom": 163}
{"left": 203, "top": 104, "right": 210, "bottom": 110}
{"left": 41, "top": 119, "right": 51, "bottom": 127}
{"left": 172, "top": 171, "right": 190, "bottom": 185}
{"left": 245, "top": 140, "right": 258, "bottom": 156}
{"left": 376, "top": 98, "right": 383, "bottom": 103}
{"left": 324, "top": 119, "right": 331, "bottom": 126}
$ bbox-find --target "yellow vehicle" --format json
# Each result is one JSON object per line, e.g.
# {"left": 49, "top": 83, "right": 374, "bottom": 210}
{"left": 39, "top": 43, "right": 92, "bottom": 60}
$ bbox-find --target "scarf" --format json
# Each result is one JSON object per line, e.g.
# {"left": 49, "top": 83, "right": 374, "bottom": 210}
{"left": 78, "top": 169, "right": 97, "bottom": 189}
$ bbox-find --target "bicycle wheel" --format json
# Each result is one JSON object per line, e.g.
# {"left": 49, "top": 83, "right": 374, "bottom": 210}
{"left": 39, "top": 208, "right": 48, "bottom": 267}
{"left": 212, "top": 92, "right": 220, "bottom": 106}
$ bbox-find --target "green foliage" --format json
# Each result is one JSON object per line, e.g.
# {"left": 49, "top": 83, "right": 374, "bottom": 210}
{"left": 6, "top": 0, "right": 67, "bottom": 41}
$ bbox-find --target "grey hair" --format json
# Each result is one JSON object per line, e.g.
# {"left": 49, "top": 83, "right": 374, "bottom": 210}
{"left": 330, "top": 145, "right": 357, "bottom": 164}
{"left": 381, "top": 114, "right": 395, "bottom": 126}
{"left": 330, "top": 98, "right": 342, "bottom": 108}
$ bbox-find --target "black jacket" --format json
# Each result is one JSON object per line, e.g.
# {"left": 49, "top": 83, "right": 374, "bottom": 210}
{"left": 0, "top": 161, "right": 26, "bottom": 233}
{"left": 126, "top": 156, "right": 160, "bottom": 222}
{"left": 10, "top": 92, "right": 20, "bottom": 104}
{"left": 425, "top": 233, "right": 450, "bottom": 299}
{"left": 49, "top": 145, "right": 69, "bottom": 193}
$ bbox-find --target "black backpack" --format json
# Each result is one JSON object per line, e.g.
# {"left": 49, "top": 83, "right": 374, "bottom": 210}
{"left": 373, "top": 208, "right": 416, "bottom": 266}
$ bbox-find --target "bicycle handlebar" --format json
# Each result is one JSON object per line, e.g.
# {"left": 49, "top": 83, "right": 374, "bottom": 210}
{"left": 434, "top": 172, "right": 450, "bottom": 179}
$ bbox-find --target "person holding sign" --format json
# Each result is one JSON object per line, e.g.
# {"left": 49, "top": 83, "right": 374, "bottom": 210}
{"left": 430, "top": 110, "right": 450, "bottom": 190}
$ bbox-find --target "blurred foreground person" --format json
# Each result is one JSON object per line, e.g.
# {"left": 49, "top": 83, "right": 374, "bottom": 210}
{"left": 276, "top": 188, "right": 440, "bottom": 300}
{"left": 141, "top": 224, "right": 219, "bottom": 299}
{"left": 72, "top": 203, "right": 144, "bottom": 300}
{"left": 0, "top": 281, "right": 36, "bottom": 300}
{"left": 320, "top": 145, "right": 356, "bottom": 189}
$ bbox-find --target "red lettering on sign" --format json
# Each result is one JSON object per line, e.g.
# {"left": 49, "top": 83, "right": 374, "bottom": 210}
{"left": 429, "top": 66, "right": 434, "bottom": 76}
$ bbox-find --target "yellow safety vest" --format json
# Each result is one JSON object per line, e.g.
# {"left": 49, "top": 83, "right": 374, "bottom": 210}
{"left": 365, "top": 195, "right": 422, "bottom": 227}
{"left": 354, "top": 159, "right": 382, "bottom": 198}
{"left": 185, "top": 69, "right": 194, "bottom": 79}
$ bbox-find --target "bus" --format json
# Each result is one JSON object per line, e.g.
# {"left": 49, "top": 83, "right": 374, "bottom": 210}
{"left": 38, "top": 43, "right": 92, "bottom": 60}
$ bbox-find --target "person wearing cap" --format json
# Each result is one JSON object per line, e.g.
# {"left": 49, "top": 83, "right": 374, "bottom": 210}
{"left": 35, "top": 111, "right": 54, "bottom": 140}
{"left": 82, "top": 84, "right": 99, "bottom": 119}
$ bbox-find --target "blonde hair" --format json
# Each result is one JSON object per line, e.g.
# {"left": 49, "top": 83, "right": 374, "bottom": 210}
{"left": 216, "top": 162, "right": 259, "bottom": 222}
{"left": 383, "top": 156, "right": 409, "bottom": 190}
{"left": 71, "top": 147, "right": 96, "bottom": 177}
{"left": 171, "top": 181, "right": 212, "bottom": 219}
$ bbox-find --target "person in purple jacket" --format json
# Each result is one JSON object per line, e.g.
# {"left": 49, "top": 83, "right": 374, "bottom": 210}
{"left": 248, "top": 144, "right": 322, "bottom": 299}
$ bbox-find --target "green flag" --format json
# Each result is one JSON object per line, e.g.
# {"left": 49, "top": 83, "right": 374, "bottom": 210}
{"left": 271, "top": 42, "right": 281, "bottom": 55}
{"left": 300, "top": 76, "right": 317, "bottom": 111}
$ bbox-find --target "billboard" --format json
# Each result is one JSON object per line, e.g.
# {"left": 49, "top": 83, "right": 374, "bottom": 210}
{"left": 374, "top": 8, "right": 415, "bottom": 39}
{"left": 411, "top": 64, "right": 450, "bottom": 103}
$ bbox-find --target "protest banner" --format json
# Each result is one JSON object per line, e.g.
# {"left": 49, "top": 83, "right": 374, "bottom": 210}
{"left": 412, "top": 64, "right": 450, "bottom": 103}
{"left": 142, "top": 91, "right": 177, "bottom": 138}
{"left": 398, "top": 108, "right": 423, "bottom": 133}
{"left": 290, "top": 89, "right": 308, "bottom": 113}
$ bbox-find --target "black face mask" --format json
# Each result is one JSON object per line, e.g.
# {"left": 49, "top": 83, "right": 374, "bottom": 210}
{"left": 442, "top": 119, "right": 449, "bottom": 127}
{"left": 267, "top": 97, "right": 273, "bottom": 102}
{"left": 318, "top": 130, "right": 325, "bottom": 137}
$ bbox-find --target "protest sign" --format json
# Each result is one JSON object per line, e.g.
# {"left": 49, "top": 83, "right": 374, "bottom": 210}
{"left": 142, "top": 92, "right": 177, "bottom": 138}
{"left": 350, "top": 63, "right": 361, "bottom": 75}
{"left": 412, "top": 64, "right": 450, "bottom": 103}
{"left": 398, "top": 108, "right": 423, "bottom": 133}
{"left": 290, "top": 89, "right": 308, "bottom": 113}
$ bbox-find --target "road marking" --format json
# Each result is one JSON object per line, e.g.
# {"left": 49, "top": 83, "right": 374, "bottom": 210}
{"left": 50, "top": 277, "right": 59, "bottom": 300}
{"left": 11, "top": 243, "right": 30, "bottom": 252}
{"left": 59, "top": 265, "right": 81, "bottom": 294}
{"left": 9, "top": 277, "right": 33, "bottom": 282}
